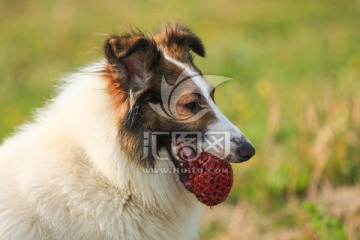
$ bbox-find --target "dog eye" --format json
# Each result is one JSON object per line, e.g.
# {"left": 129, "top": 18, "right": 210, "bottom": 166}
{"left": 185, "top": 101, "right": 197, "bottom": 110}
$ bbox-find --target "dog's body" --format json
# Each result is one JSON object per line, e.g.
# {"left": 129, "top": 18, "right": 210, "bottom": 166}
{"left": 0, "top": 63, "right": 201, "bottom": 239}
{"left": 0, "top": 25, "right": 254, "bottom": 239}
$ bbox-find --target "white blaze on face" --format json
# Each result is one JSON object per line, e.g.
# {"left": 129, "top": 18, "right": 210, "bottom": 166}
{"left": 163, "top": 53, "right": 247, "bottom": 158}
{"left": 191, "top": 76, "right": 247, "bottom": 158}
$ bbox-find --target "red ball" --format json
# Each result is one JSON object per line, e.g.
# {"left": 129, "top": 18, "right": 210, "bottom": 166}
{"left": 189, "top": 153, "right": 233, "bottom": 207}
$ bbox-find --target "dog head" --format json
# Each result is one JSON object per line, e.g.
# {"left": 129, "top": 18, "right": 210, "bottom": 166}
{"left": 103, "top": 24, "right": 255, "bottom": 194}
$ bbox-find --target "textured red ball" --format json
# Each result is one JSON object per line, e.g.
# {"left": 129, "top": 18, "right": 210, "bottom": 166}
{"left": 189, "top": 153, "right": 233, "bottom": 207}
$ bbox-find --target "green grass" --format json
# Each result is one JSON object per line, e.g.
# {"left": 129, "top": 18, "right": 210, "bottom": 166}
{"left": 1, "top": 0, "right": 360, "bottom": 239}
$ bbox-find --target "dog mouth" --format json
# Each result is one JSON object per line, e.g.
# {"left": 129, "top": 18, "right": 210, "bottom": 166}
{"left": 167, "top": 137, "right": 234, "bottom": 206}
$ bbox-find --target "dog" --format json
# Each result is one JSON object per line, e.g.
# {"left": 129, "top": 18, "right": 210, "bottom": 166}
{"left": 0, "top": 24, "right": 255, "bottom": 240}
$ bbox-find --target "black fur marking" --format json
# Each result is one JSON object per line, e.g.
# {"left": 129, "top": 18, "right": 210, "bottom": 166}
{"left": 121, "top": 90, "right": 159, "bottom": 166}
{"left": 122, "top": 91, "right": 154, "bottom": 132}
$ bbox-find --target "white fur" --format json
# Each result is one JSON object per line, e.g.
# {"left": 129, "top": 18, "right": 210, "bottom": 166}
{"left": 0, "top": 61, "right": 202, "bottom": 240}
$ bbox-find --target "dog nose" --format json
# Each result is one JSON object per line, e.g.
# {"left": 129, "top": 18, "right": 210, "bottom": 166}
{"left": 236, "top": 141, "right": 255, "bottom": 162}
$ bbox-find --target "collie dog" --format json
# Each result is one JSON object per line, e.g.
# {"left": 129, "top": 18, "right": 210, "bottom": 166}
{"left": 0, "top": 24, "right": 255, "bottom": 239}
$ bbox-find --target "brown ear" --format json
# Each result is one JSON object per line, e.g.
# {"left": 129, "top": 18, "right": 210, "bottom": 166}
{"left": 155, "top": 24, "right": 205, "bottom": 62}
{"left": 104, "top": 34, "right": 162, "bottom": 89}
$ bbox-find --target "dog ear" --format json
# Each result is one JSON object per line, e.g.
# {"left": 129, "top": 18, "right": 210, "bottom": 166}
{"left": 104, "top": 34, "right": 162, "bottom": 90}
{"left": 155, "top": 24, "right": 205, "bottom": 61}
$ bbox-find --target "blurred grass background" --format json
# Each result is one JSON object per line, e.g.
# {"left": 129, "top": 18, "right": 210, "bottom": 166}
{"left": 1, "top": 0, "right": 360, "bottom": 239}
